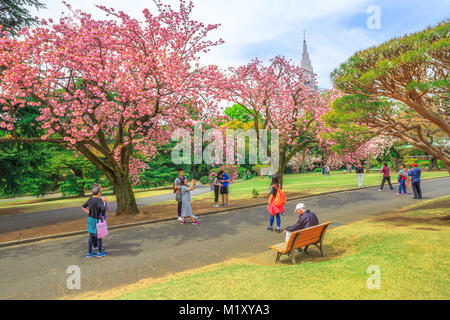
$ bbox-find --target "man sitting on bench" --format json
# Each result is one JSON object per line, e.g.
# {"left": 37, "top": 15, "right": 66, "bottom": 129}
{"left": 283, "top": 203, "right": 319, "bottom": 245}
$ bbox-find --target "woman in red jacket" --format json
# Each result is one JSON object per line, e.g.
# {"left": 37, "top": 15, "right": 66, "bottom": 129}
{"left": 267, "top": 175, "right": 285, "bottom": 233}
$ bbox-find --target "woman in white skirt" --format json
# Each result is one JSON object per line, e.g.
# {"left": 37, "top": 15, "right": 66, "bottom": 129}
{"left": 180, "top": 179, "right": 199, "bottom": 225}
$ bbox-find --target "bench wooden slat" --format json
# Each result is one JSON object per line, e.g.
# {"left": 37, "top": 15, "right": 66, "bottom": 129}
{"left": 285, "top": 224, "right": 328, "bottom": 252}
{"left": 268, "top": 221, "right": 333, "bottom": 263}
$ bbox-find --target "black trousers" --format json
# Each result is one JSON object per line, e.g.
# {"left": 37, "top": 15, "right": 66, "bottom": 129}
{"left": 88, "top": 234, "right": 102, "bottom": 254}
{"left": 380, "top": 176, "right": 393, "bottom": 190}
{"left": 214, "top": 186, "right": 220, "bottom": 203}
{"left": 177, "top": 200, "right": 182, "bottom": 217}
{"left": 412, "top": 181, "right": 422, "bottom": 199}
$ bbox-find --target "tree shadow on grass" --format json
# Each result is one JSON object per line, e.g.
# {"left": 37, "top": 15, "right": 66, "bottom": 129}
{"left": 372, "top": 214, "right": 450, "bottom": 228}
{"left": 412, "top": 199, "right": 450, "bottom": 211}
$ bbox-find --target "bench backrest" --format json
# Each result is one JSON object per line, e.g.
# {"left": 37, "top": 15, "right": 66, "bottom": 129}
{"left": 286, "top": 221, "right": 333, "bottom": 252}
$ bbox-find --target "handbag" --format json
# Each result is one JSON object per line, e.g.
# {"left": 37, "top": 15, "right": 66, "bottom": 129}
{"left": 96, "top": 219, "right": 108, "bottom": 239}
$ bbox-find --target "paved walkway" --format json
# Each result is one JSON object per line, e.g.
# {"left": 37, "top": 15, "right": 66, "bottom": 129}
{"left": 0, "top": 186, "right": 211, "bottom": 234}
{"left": 0, "top": 177, "right": 448, "bottom": 299}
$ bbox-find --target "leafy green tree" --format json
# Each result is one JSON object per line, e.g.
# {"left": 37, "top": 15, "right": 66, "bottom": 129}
{"left": 224, "top": 104, "right": 254, "bottom": 123}
{"left": 0, "top": 0, "right": 45, "bottom": 36}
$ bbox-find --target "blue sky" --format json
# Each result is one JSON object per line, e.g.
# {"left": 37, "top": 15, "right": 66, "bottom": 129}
{"left": 31, "top": 0, "right": 450, "bottom": 89}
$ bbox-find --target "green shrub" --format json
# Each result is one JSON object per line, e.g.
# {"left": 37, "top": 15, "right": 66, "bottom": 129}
{"left": 200, "top": 176, "right": 210, "bottom": 184}
{"left": 252, "top": 164, "right": 270, "bottom": 176}
{"left": 419, "top": 160, "right": 430, "bottom": 168}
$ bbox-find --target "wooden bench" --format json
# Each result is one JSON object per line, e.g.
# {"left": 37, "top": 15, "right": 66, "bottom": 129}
{"left": 268, "top": 221, "right": 333, "bottom": 264}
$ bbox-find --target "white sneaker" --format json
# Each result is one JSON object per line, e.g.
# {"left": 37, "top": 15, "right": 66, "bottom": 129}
{"left": 178, "top": 217, "right": 182, "bottom": 221}
{"left": 214, "top": 205, "right": 219, "bottom": 208}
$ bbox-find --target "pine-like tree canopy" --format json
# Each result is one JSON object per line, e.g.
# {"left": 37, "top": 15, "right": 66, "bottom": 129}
{"left": 0, "top": 0, "right": 45, "bottom": 36}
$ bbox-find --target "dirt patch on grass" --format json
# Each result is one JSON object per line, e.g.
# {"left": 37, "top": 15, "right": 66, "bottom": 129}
{"left": 0, "top": 207, "right": 26, "bottom": 218}
{"left": 0, "top": 192, "right": 307, "bottom": 244}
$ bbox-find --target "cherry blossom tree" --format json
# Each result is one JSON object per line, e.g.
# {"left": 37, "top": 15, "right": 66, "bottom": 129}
{"left": 218, "top": 56, "right": 328, "bottom": 185}
{"left": 0, "top": 0, "right": 223, "bottom": 215}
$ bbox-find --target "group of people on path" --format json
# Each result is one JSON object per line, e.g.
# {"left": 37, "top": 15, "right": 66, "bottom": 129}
{"left": 173, "top": 168, "right": 231, "bottom": 225}
{"left": 378, "top": 163, "right": 423, "bottom": 199}
{"left": 321, "top": 165, "right": 331, "bottom": 176}
{"left": 354, "top": 162, "right": 423, "bottom": 199}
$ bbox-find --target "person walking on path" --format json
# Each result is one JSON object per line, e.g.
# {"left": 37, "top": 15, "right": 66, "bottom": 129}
{"left": 408, "top": 163, "right": 423, "bottom": 199}
{"left": 82, "top": 185, "right": 108, "bottom": 258}
{"left": 180, "top": 179, "right": 199, "bottom": 225}
{"left": 346, "top": 163, "right": 353, "bottom": 174}
{"left": 356, "top": 162, "right": 364, "bottom": 187}
{"left": 174, "top": 169, "right": 187, "bottom": 221}
{"left": 397, "top": 164, "right": 409, "bottom": 196}
{"left": 219, "top": 170, "right": 230, "bottom": 207}
{"left": 267, "top": 174, "right": 285, "bottom": 233}
{"left": 212, "top": 173, "right": 221, "bottom": 208}
{"left": 283, "top": 203, "right": 319, "bottom": 243}
{"left": 379, "top": 163, "right": 394, "bottom": 191}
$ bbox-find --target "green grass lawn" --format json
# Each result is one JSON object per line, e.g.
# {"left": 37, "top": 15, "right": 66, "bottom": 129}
{"left": 1, "top": 171, "right": 447, "bottom": 215}
{"left": 0, "top": 188, "right": 171, "bottom": 215}
{"left": 116, "top": 195, "right": 450, "bottom": 300}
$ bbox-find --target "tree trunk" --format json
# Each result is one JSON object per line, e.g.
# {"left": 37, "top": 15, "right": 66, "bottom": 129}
{"left": 72, "top": 167, "right": 85, "bottom": 197}
{"left": 75, "top": 144, "right": 139, "bottom": 216}
{"left": 112, "top": 174, "right": 139, "bottom": 216}
{"left": 276, "top": 147, "right": 288, "bottom": 188}
{"left": 429, "top": 157, "right": 439, "bottom": 171}
{"left": 389, "top": 147, "right": 403, "bottom": 172}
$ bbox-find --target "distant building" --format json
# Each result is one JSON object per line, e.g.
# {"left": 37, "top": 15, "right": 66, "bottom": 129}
{"left": 300, "top": 31, "right": 318, "bottom": 91}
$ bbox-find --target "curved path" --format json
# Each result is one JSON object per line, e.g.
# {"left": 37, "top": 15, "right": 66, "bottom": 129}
{"left": 0, "top": 178, "right": 448, "bottom": 299}
{"left": 0, "top": 186, "right": 211, "bottom": 234}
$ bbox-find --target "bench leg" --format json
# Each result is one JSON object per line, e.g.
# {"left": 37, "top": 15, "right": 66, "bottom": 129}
{"left": 275, "top": 252, "right": 282, "bottom": 263}
{"left": 288, "top": 252, "right": 296, "bottom": 265}
{"left": 314, "top": 242, "right": 324, "bottom": 257}
{"left": 304, "top": 246, "right": 310, "bottom": 254}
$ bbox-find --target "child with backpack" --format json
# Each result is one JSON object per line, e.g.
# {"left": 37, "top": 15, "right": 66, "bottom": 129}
{"left": 267, "top": 175, "right": 286, "bottom": 233}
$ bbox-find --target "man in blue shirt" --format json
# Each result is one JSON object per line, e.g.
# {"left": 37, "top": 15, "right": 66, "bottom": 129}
{"left": 408, "top": 163, "right": 422, "bottom": 199}
{"left": 219, "top": 170, "right": 230, "bottom": 207}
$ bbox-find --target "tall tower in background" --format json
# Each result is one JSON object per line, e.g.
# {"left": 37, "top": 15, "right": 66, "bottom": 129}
{"left": 300, "top": 31, "right": 318, "bottom": 91}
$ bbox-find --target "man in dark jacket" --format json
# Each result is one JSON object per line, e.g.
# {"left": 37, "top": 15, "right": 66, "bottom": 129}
{"left": 408, "top": 163, "right": 422, "bottom": 199}
{"left": 283, "top": 203, "right": 319, "bottom": 240}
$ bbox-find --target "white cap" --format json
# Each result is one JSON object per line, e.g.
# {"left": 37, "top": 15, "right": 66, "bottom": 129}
{"left": 295, "top": 203, "right": 306, "bottom": 212}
